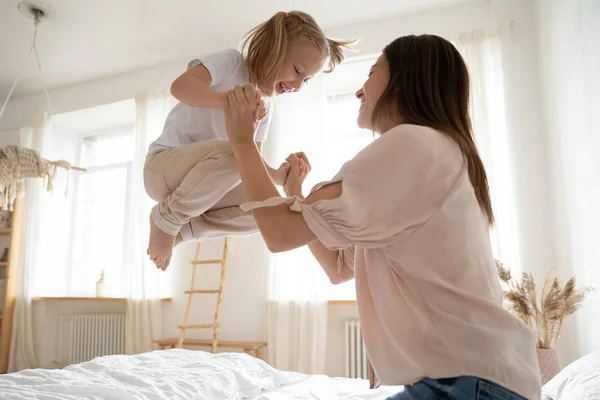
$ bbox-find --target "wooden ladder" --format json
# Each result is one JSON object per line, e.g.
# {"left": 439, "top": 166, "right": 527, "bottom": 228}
{"left": 176, "top": 237, "right": 228, "bottom": 353}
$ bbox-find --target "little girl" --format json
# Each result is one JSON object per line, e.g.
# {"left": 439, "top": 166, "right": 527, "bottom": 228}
{"left": 144, "top": 10, "right": 353, "bottom": 270}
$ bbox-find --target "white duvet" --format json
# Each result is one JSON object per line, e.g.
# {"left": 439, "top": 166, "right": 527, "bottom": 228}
{"left": 542, "top": 349, "right": 600, "bottom": 400}
{"left": 0, "top": 349, "right": 401, "bottom": 400}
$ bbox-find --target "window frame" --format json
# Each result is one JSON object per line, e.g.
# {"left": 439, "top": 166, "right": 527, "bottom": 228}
{"left": 66, "top": 124, "right": 135, "bottom": 296}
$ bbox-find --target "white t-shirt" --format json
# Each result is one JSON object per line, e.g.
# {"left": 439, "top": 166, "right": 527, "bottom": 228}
{"left": 147, "top": 49, "right": 273, "bottom": 155}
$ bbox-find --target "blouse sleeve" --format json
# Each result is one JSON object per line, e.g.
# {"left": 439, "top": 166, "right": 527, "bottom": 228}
{"left": 242, "top": 125, "right": 464, "bottom": 250}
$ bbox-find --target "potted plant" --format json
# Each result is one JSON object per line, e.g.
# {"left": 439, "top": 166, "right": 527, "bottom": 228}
{"left": 495, "top": 260, "right": 593, "bottom": 384}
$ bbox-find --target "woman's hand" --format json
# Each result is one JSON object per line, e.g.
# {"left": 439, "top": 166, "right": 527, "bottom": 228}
{"left": 255, "top": 97, "right": 267, "bottom": 122}
{"left": 283, "top": 152, "right": 311, "bottom": 197}
{"left": 224, "top": 84, "right": 263, "bottom": 144}
{"left": 271, "top": 161, "right": 291, "bottom": 186}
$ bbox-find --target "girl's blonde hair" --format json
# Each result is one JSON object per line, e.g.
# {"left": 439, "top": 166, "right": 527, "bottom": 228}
{"left": 240, "top": 11, "right": 356, "bottom": 96}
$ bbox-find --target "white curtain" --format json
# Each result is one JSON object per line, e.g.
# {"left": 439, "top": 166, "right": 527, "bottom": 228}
{"left": 8, "top": 114, "right": 51, "bottom": 371}
{"left": 124, "top": 90, "right": 176, "bottom": 354}
{"left": 534, "top": 0, "right": 600, "bottom": 361}
{"left": 455, "top": 30, "right": 521, "bottom": 273}
{"left": 262, "top": 79, "right": 330, "bottom": 374}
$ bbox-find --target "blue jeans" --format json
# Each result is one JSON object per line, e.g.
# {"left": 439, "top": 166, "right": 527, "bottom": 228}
{"left": 386, "top": 376, "right": 527, "bottom": 400}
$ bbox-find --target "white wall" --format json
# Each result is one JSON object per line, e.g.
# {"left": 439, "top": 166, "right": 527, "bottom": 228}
{"left": 534, "top": 0, "right": 600, "bottom": 366}
{"left": 4, "top": 0, "right": 583, "bottom": 376}
{"left": 162, "top": 236, "right": 269, "bottom": 344}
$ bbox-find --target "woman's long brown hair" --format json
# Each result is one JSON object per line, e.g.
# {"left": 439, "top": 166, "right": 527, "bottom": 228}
{"left": 372, "top": 34, "right": 494, "bottom": 226}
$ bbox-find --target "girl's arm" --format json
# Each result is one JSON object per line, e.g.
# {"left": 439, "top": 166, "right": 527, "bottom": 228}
{"left": 170, "top": 65, "right": 226, "bottom": 109}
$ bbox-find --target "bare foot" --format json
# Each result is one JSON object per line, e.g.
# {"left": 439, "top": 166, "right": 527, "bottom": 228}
{"left": 147, "top": 215, "right": 176, "bottom": 270}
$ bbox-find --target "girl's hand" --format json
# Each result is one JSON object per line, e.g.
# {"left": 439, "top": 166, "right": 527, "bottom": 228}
{"left": 224, "top": 84, "right": 261, "bottom": 144}
{"left": 283, "top": 152, "right": 311, "bottom": 197}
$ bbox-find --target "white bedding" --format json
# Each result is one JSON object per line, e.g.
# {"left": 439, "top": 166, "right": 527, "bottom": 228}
{"left": 254, "top": 374, "right": 400, "bottom": 399}
{"left": 542, "top": 349, "right": 600, "bottom": 400}
{"left": 0, "top": 349, "right": 401, "bottom": 400}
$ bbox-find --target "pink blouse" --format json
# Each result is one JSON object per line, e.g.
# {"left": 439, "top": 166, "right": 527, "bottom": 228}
{"left": 243, "top": 124, "right": 542, "bottom": 399}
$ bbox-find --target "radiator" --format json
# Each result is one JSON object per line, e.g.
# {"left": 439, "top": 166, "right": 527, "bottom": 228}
{"left": 344, "top": 319, "right": 368, "bottom": 379}
{"left": 57, "top": 314, "right": 126, "bottom": 365}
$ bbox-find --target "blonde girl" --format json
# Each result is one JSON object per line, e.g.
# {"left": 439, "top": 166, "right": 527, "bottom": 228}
{"left": 144, "top": 11, "right": 353, "bottom": 269}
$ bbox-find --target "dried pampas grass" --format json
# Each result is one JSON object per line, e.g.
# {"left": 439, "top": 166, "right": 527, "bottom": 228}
{"left": 495, "top": 260, "right": 593, "bottom": 349}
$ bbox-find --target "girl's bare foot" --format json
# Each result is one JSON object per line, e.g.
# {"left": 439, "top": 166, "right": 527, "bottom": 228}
{"left": 147, "top": 215, "right": 176, "bottom": 270}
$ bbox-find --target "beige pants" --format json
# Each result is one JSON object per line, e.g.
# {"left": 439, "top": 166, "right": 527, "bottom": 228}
{"left": 143, "top": 140, "right": 258, "bottom": 242}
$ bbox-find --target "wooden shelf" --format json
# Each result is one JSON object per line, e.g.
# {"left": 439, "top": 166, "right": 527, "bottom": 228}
{"left": 1, "top": 198, "right": 23, "bottom": 374}
{"left": 328, "top": 300, "right": 357, "bottom": 305}
{"left": 31, "top": 297, "right": 172, "bottom": 303}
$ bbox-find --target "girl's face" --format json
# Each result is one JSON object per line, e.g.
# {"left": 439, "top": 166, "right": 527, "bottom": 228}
{"left": 355, "top": 54, "right": 394, "bottom": 133}
{"left": 275, "top": 39, "right": 326, "bottom": 95}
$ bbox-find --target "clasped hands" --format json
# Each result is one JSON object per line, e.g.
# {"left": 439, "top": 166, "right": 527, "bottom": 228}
{"left": 224, "top": 83, "right": 311, "bottom": 192}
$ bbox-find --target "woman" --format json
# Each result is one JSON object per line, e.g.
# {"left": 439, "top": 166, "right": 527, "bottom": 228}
{"left": 223, "top": 34, "right": 542, "bottom": 399}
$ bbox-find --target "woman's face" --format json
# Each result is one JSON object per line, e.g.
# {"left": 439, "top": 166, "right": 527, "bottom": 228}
{"left": 356, "top": 54, "right": 392, "bottom": 132}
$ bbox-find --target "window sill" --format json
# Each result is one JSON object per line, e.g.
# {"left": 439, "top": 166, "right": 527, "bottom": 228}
{"left": 31, "top": 297, "right": 172, "bottom": 303}
{"left": 328, "top": 300, "right": 357, "bottom": 305}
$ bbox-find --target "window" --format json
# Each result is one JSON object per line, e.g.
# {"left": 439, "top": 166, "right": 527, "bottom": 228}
{"left": 320, "top": 58, "right": 376, "bottom": 300}
{"left": 69, "top": 127, "right": 134, "bottom": 296}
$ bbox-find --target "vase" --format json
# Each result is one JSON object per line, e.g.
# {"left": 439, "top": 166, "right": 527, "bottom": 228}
{"left": 537, "top": 347, "right": 560, "bottom": 384}
{"left": 95, "top": 271, "right": 106, "bottom": 298}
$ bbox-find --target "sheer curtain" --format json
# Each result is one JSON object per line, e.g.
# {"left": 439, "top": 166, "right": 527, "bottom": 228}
{"left": 124, "top": 90, "right": 176, "bottom": 354}
{"left": 8, "top": 114, "right": 51, "bottom": 371}
{"left": 455, "top": 30, "right": 520, "bottom": 273}
{"left": 262, "top": 78, "right": 330, "bottom": 374}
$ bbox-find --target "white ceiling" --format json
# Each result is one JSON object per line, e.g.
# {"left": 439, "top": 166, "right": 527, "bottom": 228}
{"left": 0, "top": 0, "right": 472, "bottom": 100}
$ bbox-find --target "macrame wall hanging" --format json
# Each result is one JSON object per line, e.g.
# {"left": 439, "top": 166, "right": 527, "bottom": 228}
{"left": 0, "top": 2, "right": 86, "bottom": 211}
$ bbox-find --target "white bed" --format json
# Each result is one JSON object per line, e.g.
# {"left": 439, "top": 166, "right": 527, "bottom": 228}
{"left": 0, "top": 349, "right": 402, "bottom": 399}
{"left": 542, "top": 349, "right": 600, "bottom": 400}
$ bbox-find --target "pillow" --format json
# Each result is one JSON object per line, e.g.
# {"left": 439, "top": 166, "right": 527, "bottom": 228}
{"left": 542, "top": 350, "right": 600, "bottom": 400}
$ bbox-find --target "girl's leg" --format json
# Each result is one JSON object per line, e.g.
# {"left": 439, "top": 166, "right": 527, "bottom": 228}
{"left": 144, "top": 140, "right": 242, "bottom": 268}
{"left": 179, "top": 207, "right": 258, "bottom": 242}
{"left": 178, "top": 183, "right": 258, "bottom": 242}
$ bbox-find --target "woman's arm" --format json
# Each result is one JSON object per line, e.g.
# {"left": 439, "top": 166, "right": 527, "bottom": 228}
{"left": 308, "top": 240, "right": 354, "bottom": 284}
{"left": 230, "top": 142, "right": 333, "bottom": 252}
{"left": 224, "top": 84, "right": 343, "bottom": 252}
{"left": 255, "top": 142, "right": 289, "bottom": 186}
{"left": 284, "top": 159, "right": 354, "bottom": 285}
{"left": 170, "top": 65, "right": 226, "bottom": 109}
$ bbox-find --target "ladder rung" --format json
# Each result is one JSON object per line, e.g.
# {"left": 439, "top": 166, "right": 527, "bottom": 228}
{"left": 177, "top": 323, "right": 219, "bottom": 330}
{"left": 191, "top": 259, "right": 224, "bottom": 265}
{"left": 184, "top": 289, "right": 221, "bottom": 294}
